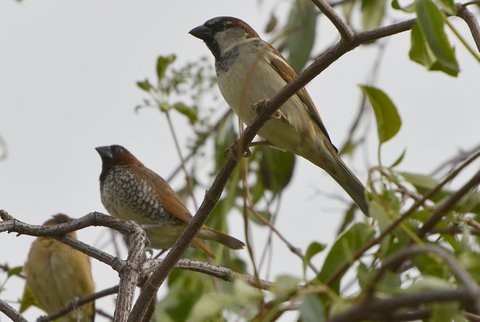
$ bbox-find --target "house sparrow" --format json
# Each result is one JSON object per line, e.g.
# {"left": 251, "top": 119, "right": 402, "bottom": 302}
{"left": 24, "top": 214, "right": 95, "bottom": 322}
{"left": 96, "top": 145, "right": 244, "bottom": 257}
{"left": 190, "top": 16, "right": 369, "bottom": 215}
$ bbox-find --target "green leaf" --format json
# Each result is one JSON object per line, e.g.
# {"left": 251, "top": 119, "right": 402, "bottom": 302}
{"left": 361, "top": 0, "right": 386, "bottom": 30}
{"left": 360, "top": 85, "right": 401, "bottom": 144}
{"left": 136, "top": 79, "right": 153, "bottom": 92}
{"left": 258, "top": 148, "right": 295, "bottom": 195}
{"left": 392, "top": 0, "right": 416, "bottom": 12}
{"left": 272, "top": 275, "right": 301, "bottom": 295}
{"left": 248, "top": 209, "right": 272, "bottom": 226}
{"left": 410, "top": 24, "right": 437, "bottom": 69}
{"left": 317, "top": 223, "right": 376, "bottom": 292}
{"left": 300, "top": 295, "right": 325, "bottom": 322}
{"left": 156, "top": 54, "right": 176, "bottom": 81}
{"left": 455, "top": 191, "right": 480, "bottom": 215}
{"left": 369, "top": 199, "right": 393, "bottom": 231}
{"left": 19, "top": 285, "right": 37, "bottom": 313}
{"left": 214, "top": 115, "right": 236, "bottom": 171}
{"left": 172, "top": 102, "right": 198, "bottom": 124}
{"left": 389, "top": 148, "right": 406, "bottom": 168}
{"left": 437, "top": 0, "right": 456, "bottom": 15}
{"left": 415, "top": 0, "right": 459, "bottom": 76}
{"left": 7, "top": 265, "right": 23, "bottom": 277}
{"left": 430, "top": 301, "right": 460, "bottom": 322}
{"left": 286, "top": 0, "right": 317, "bottom": 72}
{"left": 358, "top": 262, "right": 401, "bottom": 292}
{"left": 400, "top": 171, "right": 439, "bottom": 190}
{"left": 187, "top": 280, "right": 262, "bottom": 322}
{"left": 304, "top": 241, "right": 327, "bottom": 276}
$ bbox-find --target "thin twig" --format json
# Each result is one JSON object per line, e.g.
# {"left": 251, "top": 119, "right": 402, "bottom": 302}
{"left": 0, "top": 299, "right": 28, "bottom": 322}
{"left": 164, "top": 110, "right": 199, "bottom": 210}
{"left": 142, "top": 258, "right": 273, "bottom": 290}
{"left": 249, "top": 206, "right": 320, "bottom": 276}
{"left": 431, "top": 143, "right": 480, "bottom": 175}
{"left": 127, "top": 3, "right": 479, "bottom": 319}
{"left": 418, "top": 170, "right": 480, "bottom": 237}
{"left": 328, "top": 288, "right": 475, "bottom": 322}
{"left": 367, "top": 244, "right": 480, "bottom": 310}
{"left": 325, "top": 149, "right": 480, "bottom": 286}
{"left": 311, "top": 0, "right": 355, "bottom": 40}
{"left": 40, "top": 286, "right": 119, "bottom": 322}
{"left": 457, "top": 4, "right": 480, "bottom": 52}
{"left": 166, "top": 109, "right": 232, "bottom": 182}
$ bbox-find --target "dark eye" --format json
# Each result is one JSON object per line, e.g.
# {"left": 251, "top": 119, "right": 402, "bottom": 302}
{"left": 207, "top": 17, "right": 232, "bottom": 32}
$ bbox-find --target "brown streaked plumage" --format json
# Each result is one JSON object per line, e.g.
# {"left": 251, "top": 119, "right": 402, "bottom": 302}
{"left": 190, "top": 16, "right": 369, "bottom": 215}
{"left": 24, "top": 214, "right": 95, "bottom": 322}
{"left": 95, "top": 145, "right": 244, "bottom": 257}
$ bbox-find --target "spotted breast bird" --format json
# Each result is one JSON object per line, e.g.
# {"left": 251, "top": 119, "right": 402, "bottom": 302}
{"left": 96, "top": 144, "right": 244, "bottom": 257}
{"left": 189, "top": 16, "right": 369, "bottom": 215}
{"left": 24, "top": 214, "right": 95, "bottom": 322}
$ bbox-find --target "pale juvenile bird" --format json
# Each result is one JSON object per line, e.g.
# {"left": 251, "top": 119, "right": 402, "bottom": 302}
{"left": 190, "top": 17, "right": 369, "bottom": 215}
{"left": 96, "top": 144, "right": 244, "bottom": 257}
{"left": 24, "top": 214, "right": 95, "bottom": 322}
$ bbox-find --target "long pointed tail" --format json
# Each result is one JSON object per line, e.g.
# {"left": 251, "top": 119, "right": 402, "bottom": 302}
{"left": 199, "top": 228, "right": 245, "bottom": 250}
{"left": 314, "top": 151, "right": 369, "bottom": 216}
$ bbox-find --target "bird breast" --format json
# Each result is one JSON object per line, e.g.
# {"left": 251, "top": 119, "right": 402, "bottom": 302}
{"left": 101, "top": 167, "right": 179, "bottom": 225}
{"left": 216, "top": 41, "right": 318, "bottom": 154}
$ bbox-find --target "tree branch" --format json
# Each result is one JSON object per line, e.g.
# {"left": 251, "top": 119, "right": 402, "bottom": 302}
{"left": 311, "top": 0, "right": 355, "bottom": 40}
{"left": 39, "top": 286, "right": 119, "bottom": 322}
{"left": 324, "top": 149, "right": 480, "bottom": 286}
{"left": 366, "top": 244, "right": 480, "bottom": 312}
{"left": 418, "top": 170, "right": 480, "bottom": 237}
{"left": 0, "top": 210, "right": 147, "bottom": 322}
{"left": 0, "top": 299, "right": 28, "bottom": 322}
{"left": 143, "top": 258, "right": 273, "bottom": 290}
{"left": 457, "top": 4, "right": 480, "bottom": 51}
{"left": 328, "top": 288, "right": 474, "bottom": 322}
{"left": 127, "top": 3, "right": 480, "bottom": 319}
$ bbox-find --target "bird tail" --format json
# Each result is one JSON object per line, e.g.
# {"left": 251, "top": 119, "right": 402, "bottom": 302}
{"left": 199, "top": 227, "right": 245, "bottom": 250}
{"left": 192, "top": 238, "right": 215, "bottom": 258}
{"left": 314, "top": 150, "right": 369, "bottom": 216}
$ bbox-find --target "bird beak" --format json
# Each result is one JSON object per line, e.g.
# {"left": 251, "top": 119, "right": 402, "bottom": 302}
{"left": 189, "top": 25, "right": 212, "bottom": 40}
{"left": 95, "top": 146, "right": 113, "bottom": 160}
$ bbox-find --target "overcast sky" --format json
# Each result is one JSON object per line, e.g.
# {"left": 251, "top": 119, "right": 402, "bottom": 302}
{"left": 1, "top": 0, "right": 479, "bottom": 320}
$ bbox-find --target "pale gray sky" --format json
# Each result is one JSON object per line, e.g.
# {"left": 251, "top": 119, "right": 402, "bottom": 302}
{"left": 1, "top": 0, "right": 479, "bottom": 320}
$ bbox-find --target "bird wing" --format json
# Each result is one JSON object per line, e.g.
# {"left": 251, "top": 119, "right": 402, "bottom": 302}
{"left": 265, "top": 44, "right": 336, "bottom": 150}
{"left": 141, "top": 167, "right": 195, "bottom": 224}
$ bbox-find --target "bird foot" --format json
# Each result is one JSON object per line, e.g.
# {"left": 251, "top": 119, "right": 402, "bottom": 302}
{"left": 253, "top": 98, "right": 283, "bottom": 119}
{"left": 225, "top": 139, "right": 251, "bottom": 158}
{"left": 250, "top": 140, "right": 273, "bottom": 148}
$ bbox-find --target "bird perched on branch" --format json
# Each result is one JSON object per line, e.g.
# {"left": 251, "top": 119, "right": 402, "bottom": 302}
{"left": 96, "top": 144, "right": 244, "bottom": 257}
{"left": 190, "top": 16, "right": 369, "bottom": 215}
{"left": 24, "top": 214, "right": 95, "bottom": 322}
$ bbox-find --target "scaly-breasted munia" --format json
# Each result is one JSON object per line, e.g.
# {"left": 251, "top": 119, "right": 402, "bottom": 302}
{"left": 190, "top": 17, "right": 369, "bottom": 215}
{"left": 95, "top": 145, "right": 244, "bottom": 257}
{"left": 24, "top": 214, "right": 95, "bottom": 322}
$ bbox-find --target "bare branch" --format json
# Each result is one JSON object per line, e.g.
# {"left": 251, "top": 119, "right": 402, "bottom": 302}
{"left": 127, "top": 3, "right": 480, "bottom": 319}
{"left": 40, "top": 286, "right": 119, "bottom": 322}
{"left": 0, "top": 211, "right": 134, "bottom": 269}
{"left": 418, "top": 170, "right": 480, "bottom": 237}
{"left": 328, "top": 288, "right": 474, "bottom": 322}
{"left": 113, "top": 222, "right": 146, "bottom": 322}
{"left": 0, "top": 210, "right": 146, "bottom": 321}
{"left": 143, "top": 258, "right": 273, "bottom": 290}
{"left": 457, "top": 4, "right": 480, "bottom": 51}
{"left": 367, "top": 244, "right": 480, "bottom": 311}
{"left": 325, "top": 149, "right": 480, "bottom": 286}
{"left": 0, "top": 299, "right": 28, "bottom": 322}
{"left": 311, "top": 0, "right": 355, "bottom": 40}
